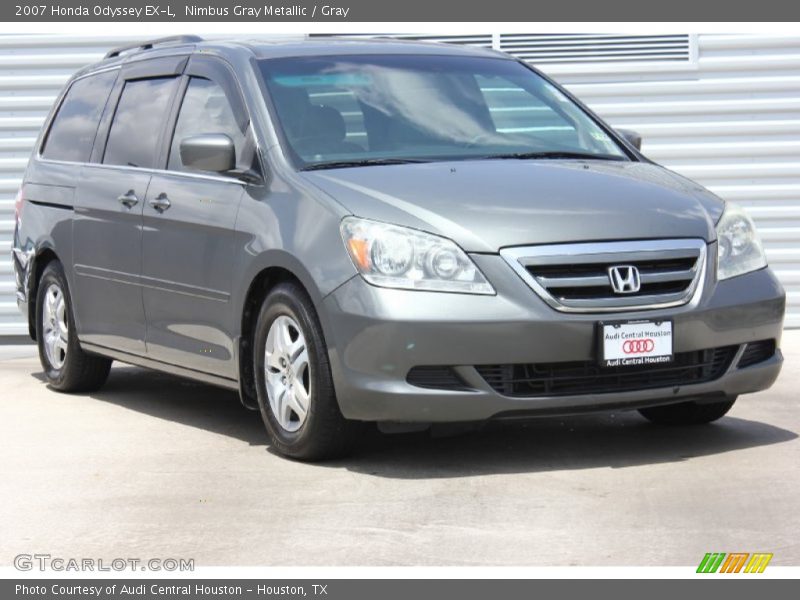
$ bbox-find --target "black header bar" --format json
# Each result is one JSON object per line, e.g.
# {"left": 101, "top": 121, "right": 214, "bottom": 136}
{"left": 4, "top": 0, "right": 800, "bottom": 22}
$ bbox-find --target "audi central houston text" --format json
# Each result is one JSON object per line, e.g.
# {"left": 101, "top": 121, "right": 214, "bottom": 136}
{"left": 12, "top": 36, "right": 784, "bottom": 459}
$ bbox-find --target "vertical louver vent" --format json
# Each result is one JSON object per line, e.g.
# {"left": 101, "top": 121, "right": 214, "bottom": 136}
{"left": 310, "top": 34, "right": 693, "bottom": 65}
{"left": 309, "top": 33, "right": 493, "bottom": 48}
{"left": 497, "top": 34, "right": 693, "bottom": 64}
{"left": 380, "top": 34, "right": 494, "bottom": 48}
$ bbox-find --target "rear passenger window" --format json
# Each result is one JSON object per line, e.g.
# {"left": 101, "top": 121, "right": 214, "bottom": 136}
{"left": 104, "top": 77, "right": 178, "bottom": 169}
{"left": 168, "top": 77, "right": 247, "bottom": 173}
{"left": 41, "top": 70, "right": 117, "bottom": 162}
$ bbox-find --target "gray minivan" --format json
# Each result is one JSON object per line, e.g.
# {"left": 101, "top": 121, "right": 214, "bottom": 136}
{"left": 12, "top": 36, "right": 785, "bottom": 460}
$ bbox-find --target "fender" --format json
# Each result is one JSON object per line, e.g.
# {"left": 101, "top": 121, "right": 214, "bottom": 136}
{"left": 233, "top": 248, "right": 357, "bottom": 410}
{"left": 17, "top": 238, "right": 61, "bottom": 341}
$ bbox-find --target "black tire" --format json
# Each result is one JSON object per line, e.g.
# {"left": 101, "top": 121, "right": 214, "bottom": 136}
{"left": 35, "top": 261, "right": 112, "bottom": 392}
{"left": 252, "top": 281, "right": 363, "bottom": 461}
{"left": 638, "top": 396, "right": 737, "bottom": 425}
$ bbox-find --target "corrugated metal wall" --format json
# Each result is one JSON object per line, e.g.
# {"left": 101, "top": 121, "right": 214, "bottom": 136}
{"left": 546, "top": 35, "right": 800, "bottom": 328}
{"left": 0, "top": 35, "right": 141, "bottom": 335}
{"left": 0, "top": 33, "right": 798, "bottom": 336}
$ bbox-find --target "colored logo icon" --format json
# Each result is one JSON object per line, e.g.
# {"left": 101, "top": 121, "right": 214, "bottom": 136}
{"left": 697, "top": 552, "right": 773, "bottom": 573}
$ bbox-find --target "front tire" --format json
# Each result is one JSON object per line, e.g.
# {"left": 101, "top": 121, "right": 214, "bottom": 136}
{"left": 253, "top": 282, "right": 362, "bottom": 461}
{"left": 35, "top": 261, "right": 112, "bottom": 392}
{"left": 638, "top": 396, "right": 737, "bottom": 425}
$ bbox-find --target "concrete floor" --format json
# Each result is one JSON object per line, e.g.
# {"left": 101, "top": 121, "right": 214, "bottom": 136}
{"left": 0, "top": 333, "right": 798, "bottom": 567}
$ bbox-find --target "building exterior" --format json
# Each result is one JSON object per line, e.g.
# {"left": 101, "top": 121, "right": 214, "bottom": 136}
{"left": 1, "top": 33, "right": 798, "bottom": 336}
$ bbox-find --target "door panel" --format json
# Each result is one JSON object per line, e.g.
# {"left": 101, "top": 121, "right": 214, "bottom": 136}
{"left": 73, "top": 67, "right": 180, "bottom": 355}
{"left": 72, "top": 165, "right": 149, "bottom": 353}
{"left": 139, "top": 61, "right": 257, "bottom": 378}
{"left": 141, "top": 174, "right": 244, "bottom": 377}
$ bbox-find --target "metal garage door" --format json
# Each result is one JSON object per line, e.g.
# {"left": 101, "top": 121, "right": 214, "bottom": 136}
{"left": 0, "top": 35, "right": 144, "bottom": 336}
{"left": 1, "top": 33, "right": 798, "bottom": 337}
{"left": 545, "top": 34, "right": 800, "bottom": 329}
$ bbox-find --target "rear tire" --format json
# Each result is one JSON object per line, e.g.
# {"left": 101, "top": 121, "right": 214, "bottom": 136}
{"left": 35, "top": 261, "right": 112, "bottom": 392}
{"left": 638, "top": 396, "right": 737, "bottom": 425}
{"left": 253, "top": 281, "right": 363, "bottom": 461}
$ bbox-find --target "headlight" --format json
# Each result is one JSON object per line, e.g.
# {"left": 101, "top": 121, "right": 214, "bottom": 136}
{"left": 716, "top": 203, "right": 767, "bottom": 280}
{"left": 340, "top": 217, "right": 495, "bottom": 294}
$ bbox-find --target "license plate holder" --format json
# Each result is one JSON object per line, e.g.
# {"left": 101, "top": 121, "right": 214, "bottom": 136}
{"left": 598, "top": 319, "right": 673, "bottom": 367}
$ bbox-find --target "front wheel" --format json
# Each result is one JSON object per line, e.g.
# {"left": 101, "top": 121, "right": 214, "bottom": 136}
{"left": 35, "top": 261, "right": 112, "bottom": 392}
{"left": 638, "top": 396, "right": 737, "bottom": 425}
{"left": 253, "top": 282, "right": 363, "bottom": 461}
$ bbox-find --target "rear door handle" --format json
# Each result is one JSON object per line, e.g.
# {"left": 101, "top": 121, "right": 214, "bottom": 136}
{"left": 117, "top": 190, "right": 139, "bottom": 208}
{"left": 148, "top": 193, "right": 171, "bottom": 212}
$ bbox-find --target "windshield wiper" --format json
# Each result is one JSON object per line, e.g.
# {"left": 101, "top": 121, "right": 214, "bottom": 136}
{"left": 480, "top": 151, "right": 626, "bottom": 161}
{"left": 302, "top": 158, "right": 430, "bottom": 171}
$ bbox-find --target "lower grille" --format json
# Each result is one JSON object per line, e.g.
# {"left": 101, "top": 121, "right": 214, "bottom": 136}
{"left": 737, "top": 339, "right": 776, "bottom": 368}
{"left": 476, "top": 346, "right": 737, "bottom": 398}
{"left": 407, "top": 366, "right": 470, "bottom": 391}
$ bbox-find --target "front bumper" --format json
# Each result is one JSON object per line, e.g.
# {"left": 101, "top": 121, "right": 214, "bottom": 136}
{"left": 321, "top": 252, "right": 785, "bottom": 423}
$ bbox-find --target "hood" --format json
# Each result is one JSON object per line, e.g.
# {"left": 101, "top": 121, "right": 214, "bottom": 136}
{"left": 301, "top": 159, "right": 723, "bottom": 253}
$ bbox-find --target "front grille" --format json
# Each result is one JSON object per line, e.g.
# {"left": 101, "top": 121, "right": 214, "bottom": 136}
{"left": 407, "top": 366, "right": 471, "bottom": 391}
{"left": 737, "top": 339, "right": 776, "bottom": 368}
{"left": 476, "top": 346, "right": 737, "bottom": 398}
{"left": 501, "top": 239, "right": 707, "bottom": 312}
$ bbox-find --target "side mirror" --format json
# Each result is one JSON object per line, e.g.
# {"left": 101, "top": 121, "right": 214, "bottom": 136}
{"left": 180, "top": 134, "right": 235, "bottom": 173}
{"left": 616, "top": 128, "right": 642, "bottom": 151}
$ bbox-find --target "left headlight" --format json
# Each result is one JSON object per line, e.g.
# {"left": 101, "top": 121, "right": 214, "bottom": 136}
{"left": 340, "top": 217, "right": 495, "bottom": 295}
{"left": 716, "top": 203, "right": 767, "bottom": 280}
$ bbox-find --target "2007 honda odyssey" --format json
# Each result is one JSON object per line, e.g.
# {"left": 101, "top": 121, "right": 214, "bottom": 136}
{"left": 12, "top": 36, "right": 785, "bottom": 460}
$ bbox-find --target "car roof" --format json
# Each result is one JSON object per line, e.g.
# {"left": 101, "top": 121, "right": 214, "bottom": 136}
{"left": 76, "top": 36, "right": 511, "bottom": 77}
{"left": 237, "top": 37, "right": 509, "bottom": 60}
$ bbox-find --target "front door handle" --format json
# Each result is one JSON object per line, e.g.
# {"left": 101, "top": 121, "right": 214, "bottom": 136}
{"left": 117, "top": 190, "right": 139, "bottom": 208}
{"left": 148, "top": 193, "right": 171, "bottom": 213}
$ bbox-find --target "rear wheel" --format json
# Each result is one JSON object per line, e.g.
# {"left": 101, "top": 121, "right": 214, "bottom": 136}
{"left": 638, "top": 397, "right": 737, "bottom": 425}
{"left": 35, "top": 261, "right": 112, "bottom": 392}
{"left": 253, "top": 281, "right": 363, "bottom": 461}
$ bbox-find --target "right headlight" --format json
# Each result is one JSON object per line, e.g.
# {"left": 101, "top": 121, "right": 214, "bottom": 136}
{"left": 340, "top": 217, "right": 495, "bottom": 295}
{"left": 716, "top": 203, "right": 767, "bottom": 280}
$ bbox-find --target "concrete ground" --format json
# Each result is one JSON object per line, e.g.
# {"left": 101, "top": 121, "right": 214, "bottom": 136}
{"left": 0, "top": 333, "right": 798, "bottom": 567}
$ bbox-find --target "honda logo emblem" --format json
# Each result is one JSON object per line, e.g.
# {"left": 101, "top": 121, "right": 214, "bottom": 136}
{"left": 608, "top": 265, "right": 641, "bottom": 294}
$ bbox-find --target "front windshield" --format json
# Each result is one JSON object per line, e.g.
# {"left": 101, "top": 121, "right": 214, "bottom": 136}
{"left": 258, "top": 54, "right": 629, "bottom": 169}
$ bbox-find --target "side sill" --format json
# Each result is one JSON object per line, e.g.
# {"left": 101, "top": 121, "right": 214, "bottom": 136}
{"left": 80, "top": 341, "right": 240, "bottom": 391}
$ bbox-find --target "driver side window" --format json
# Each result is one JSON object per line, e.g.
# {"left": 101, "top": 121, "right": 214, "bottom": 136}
{"left": 168, "top": 77, "right": 248, "bottom": 173}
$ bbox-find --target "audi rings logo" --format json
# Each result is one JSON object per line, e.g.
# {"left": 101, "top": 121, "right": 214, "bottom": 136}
{"left": 622, "top": 338, "right": 655, "bottom": 354}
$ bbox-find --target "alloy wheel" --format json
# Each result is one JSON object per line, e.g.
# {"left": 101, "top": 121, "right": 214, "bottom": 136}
{"left": 263, "top": 315, "right": 312, "bottom": 432}
{"left": 42, "top": 283, "right": 68, "bottom": 370}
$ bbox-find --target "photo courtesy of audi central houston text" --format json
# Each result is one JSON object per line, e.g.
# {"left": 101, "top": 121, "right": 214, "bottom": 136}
{"left": 11, "top": 35, "right": 785, "bottom": 461}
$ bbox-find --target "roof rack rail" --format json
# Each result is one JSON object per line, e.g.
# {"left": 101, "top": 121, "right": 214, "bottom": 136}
{"left": 104, "top": 35, "right": 204, "bottom": 60}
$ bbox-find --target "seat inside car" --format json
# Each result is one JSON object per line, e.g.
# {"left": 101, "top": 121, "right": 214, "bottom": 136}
{"left": 270, "top": 85, "right": 362, "bottom": 156}
{"left": 298, "top": 105, "right": 363, "bottom": 155}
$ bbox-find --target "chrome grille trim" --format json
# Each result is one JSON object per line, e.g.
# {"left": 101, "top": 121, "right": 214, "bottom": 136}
{"left": 501, "top": 239, "right": 707, "bottom": 313}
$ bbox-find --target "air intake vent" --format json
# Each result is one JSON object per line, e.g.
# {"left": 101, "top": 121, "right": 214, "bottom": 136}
{"left": 384, "top": 34, "right": 493, "bottom": 48}
{"left": 309, "top": 34, "right": 493, "bottom": 48}
{"left": 498, "top": 34, "right": 693, "bottom": 64}
{"left": 476, "top": 346, "right": 737, "bottom": 398}
{"left": 308, "top": 34, "right": 695, "bottom": 67}
{"left": 501, "top": 239, "right": 707, "bottom": 313}
{"left": 737, "top": 340, "right": 777, "bottom": 368}
{"left": 406, "top": 366, "right": 471, "bottom": 391}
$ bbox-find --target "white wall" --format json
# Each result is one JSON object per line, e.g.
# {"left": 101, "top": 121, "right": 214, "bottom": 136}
{"left": 0, "top": 33, "right": 798, "bottom": 336}
{"left": 543, "top": 34, "right": 800, "bottom": 327}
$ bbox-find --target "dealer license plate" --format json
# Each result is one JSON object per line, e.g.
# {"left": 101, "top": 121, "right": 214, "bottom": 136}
{"left": 599, "top": 320, "right": 673, "bottom": 367}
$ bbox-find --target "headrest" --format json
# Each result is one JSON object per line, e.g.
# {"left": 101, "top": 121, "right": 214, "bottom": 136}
{"left": 302, "top": 105, "right": 347, "bottom": 143}
{"left": 270, "top": 85, "right": 311, "bottom": 108}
